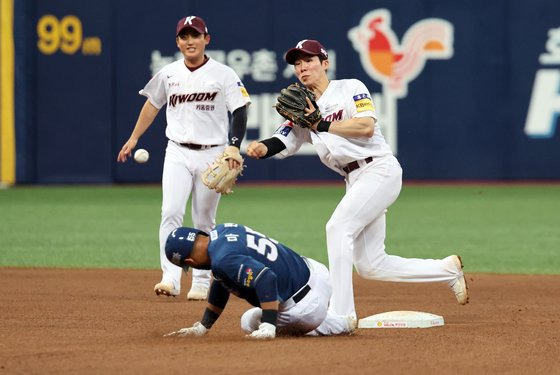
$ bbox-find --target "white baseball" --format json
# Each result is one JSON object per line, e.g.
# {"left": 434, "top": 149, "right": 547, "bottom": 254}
{"left": 134, "top": 148, "right": 150, "bottom": 163}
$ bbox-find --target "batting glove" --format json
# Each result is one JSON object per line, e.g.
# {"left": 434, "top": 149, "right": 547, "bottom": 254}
{"left": 248, "top": 322, "right": 276, "bottom": 339}
{"left": 164, "top": 322, "right": 208, "bottom": 337}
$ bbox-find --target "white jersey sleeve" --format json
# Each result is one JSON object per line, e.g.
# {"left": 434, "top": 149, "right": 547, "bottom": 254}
{"left": 139, "top": 68, "right": 168, "bottom": 109}
{"left": 272, "top": 121, "right": 311, "bottom": 158}
{"left": 346, "top": 79, "right": 377, "bottom": 120}
{"left": 223, "top": 67, "right": 251, "bottom": 112}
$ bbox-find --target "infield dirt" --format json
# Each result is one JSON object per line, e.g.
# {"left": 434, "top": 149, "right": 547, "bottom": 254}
{"left": 1, "top": 269, "right": 558, "bottom": 374}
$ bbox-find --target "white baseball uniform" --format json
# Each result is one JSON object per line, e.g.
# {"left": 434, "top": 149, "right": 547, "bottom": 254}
{"left": 272, "top": 79, "right": 461, "bottom": 317}
{"left": 140, "top": 57, "right": 251, "bottom": 292}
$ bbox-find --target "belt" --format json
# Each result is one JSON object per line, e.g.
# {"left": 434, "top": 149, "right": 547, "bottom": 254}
{"left": 179, "top": 142, "right": 220, "bottom": 150}
{"left": 292, "top": 284, "right": 311, "bottom": 304}
{"left": 343, "top": 156, "right": 373, "bottom": 174}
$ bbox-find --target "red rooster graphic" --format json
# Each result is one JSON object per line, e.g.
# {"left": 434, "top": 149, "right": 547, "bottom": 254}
{"left": 349, "top": 9, "right": 453, "bottom": 98}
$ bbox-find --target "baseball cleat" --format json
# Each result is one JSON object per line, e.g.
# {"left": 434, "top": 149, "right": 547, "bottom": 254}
{"left": 187, "top": 284, "right": 209, "bottom": 300}
{"left": 448, "top": 255, "right": 469, "bottom": 305}
{"left": 154, "top": 282, "right": 180, "bottom": 297}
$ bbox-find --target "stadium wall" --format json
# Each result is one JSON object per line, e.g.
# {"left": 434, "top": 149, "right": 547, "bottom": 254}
{"left": 9, "top": 0, "right": 560, "bottom": 183}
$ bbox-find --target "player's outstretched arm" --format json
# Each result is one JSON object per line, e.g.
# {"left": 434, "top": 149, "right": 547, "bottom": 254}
{"left": 117, "top": 100, "right": 159, "bottom": 162}
{"left": 164, "top": 303, "right": 224, "bottom": 337}
{"left": 246, "top": 138, "right": 286, "bottom": 159}
{"left": 164, "top": 321, "right": 208, "bottom": 337}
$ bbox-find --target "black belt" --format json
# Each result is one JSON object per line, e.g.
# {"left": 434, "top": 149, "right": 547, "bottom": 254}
{"left": 179, "top": 143, "right": 220, "bottom": 150}
{"left": 343, "top": 156, "right": 373, "bottom": 174}
{"left": 292, "top": 284, "right": 311, "bottom": 304}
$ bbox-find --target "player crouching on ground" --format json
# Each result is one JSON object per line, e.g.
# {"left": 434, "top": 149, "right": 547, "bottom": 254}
{"left": 163, "top": 224, "right": 356, "bottom": 339}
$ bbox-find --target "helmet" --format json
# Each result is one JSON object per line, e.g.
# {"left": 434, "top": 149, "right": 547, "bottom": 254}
{"left": 165, "top": 227, "right": 203, "bottom": 268}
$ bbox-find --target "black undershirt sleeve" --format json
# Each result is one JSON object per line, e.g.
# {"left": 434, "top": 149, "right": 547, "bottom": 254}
{"left": 207, "top": 281, "right": 230, "bottom": 310}
{"left": 259, "top": 137, "right": 287, "bottom": 159}
{"left": 229, "top": 106, "right": 247, "bottom": 148}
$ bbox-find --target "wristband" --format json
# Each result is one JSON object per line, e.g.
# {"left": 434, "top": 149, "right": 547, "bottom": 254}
{"left": 261, "top": 309, "right": 278, "bottom": 327}
{"left": 200, "top": 307, "right": 220, "bottom": 329}
{"left": 316, "top": 120, "right": 331, "bottom": 132}
{"left": 228, "top": 137, "right": 241, "bottom": 148}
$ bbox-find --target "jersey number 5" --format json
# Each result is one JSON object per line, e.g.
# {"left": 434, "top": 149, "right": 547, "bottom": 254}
{"left": 246, "top": 232, "right": 278, "bottom": 262}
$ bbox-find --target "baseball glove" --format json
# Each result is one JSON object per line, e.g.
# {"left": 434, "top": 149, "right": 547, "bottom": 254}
{"left": 275, "top": 83, "right": 322, "bottom": 128}
{"left": 202, "top": 150, "right": 244, "bottom": 195}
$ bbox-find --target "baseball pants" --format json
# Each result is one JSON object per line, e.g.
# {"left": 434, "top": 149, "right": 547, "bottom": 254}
{"left": 159, "top": 140, "right": 224, "bottom": 292}
{"left": 327, "top": 156, "right": 462, "bottom": 317}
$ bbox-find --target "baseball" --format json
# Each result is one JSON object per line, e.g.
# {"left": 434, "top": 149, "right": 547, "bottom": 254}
{"left": 134, "top": 148, "right": 150, "bottom": 163}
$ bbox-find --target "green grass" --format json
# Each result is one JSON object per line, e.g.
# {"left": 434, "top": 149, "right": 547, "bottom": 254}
{"left": 1, "top": 184, "right": 559, "bottom": 274}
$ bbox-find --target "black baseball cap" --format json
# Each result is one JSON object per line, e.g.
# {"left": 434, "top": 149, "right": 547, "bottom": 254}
{"left": 176, "top": 16, "right": 208, "bottom": 36}
{"left": 285, "top": 39, "right": 328, "bottom": 64}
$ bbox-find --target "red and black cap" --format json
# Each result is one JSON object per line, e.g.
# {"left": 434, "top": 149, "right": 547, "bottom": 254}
{"left": 176, "top": 16, "right": 208, "bottom": 36}
{"left": 285, "top": 39, "right": 328, "bottom": 64}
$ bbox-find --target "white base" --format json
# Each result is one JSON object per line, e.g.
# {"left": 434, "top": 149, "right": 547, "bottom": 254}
{"left": 358, "top": 311, "right": 444, "bottom": 329}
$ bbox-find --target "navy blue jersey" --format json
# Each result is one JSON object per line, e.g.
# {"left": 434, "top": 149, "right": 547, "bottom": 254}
{"left": 207, "top": 223, "right": 310, "bottom": 307}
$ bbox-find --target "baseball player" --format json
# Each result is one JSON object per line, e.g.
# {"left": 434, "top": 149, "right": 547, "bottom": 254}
{"left": 163, "top": 224, "right": 357, "bottom": 339}
{"left": 246, "top": 39, "right": 468, "bottom": 318}
{"left": 117, "top": 16, "right": 251, "bottom": 300}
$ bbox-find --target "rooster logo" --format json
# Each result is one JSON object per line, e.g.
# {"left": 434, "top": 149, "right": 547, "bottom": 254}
{"left": 348, "top": 9, "right": 454, "bottom": 98}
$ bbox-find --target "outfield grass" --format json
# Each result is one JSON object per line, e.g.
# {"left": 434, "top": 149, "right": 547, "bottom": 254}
{"left": 0, "top": 184, "right": 559, "bottom": 274}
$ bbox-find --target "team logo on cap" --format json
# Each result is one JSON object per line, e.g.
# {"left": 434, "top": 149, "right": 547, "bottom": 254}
{"left": 184, "top": 16, "right": 196, "bottom": 25}
{"left": 348, "top": 8, "right": 454, "bottom": 98}
{"left": 296, "top": 39, "right": 307, "bottom": 49}
{"left": 295, "top": 39, "right": 328, "bottom": 59}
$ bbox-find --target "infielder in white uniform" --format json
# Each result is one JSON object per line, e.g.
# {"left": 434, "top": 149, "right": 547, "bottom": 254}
{"left": 247, "top": 39, "right": 468, "bottom": 318}
{"left": 117, "top": 16, "right": 251, "bottom": 300}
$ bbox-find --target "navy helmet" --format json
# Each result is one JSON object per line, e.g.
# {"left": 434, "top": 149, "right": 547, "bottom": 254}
{"left": 165, "top": 227, "right": 204, "bottom": 268}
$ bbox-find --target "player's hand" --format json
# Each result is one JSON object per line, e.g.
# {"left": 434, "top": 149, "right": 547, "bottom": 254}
{"left": 117, "top": 137, "right": 138, "bottom": 163}
{"left": 224, "top": 145, "right": 243, "bottom": 170}
{"left": 164, "top": 322, "right": 208, "bottom": 337}
{"left": 246, "top": 141, "right": 268, "bottom": 159}
{"left": 304, "top": 97, "right": 321, "bottom": 130}
{"left": 247, "top": 322, "right": 276, "bottom": 339}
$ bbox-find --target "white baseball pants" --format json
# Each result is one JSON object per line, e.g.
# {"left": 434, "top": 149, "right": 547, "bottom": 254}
{"left": 327, "top": 156, "right": 462, "bottom": 317}
{"left": 158, "top": 140, "right": 224, "bottom": 292}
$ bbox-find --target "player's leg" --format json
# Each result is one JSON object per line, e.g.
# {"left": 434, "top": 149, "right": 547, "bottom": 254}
{"left": 271, "top": 258, "right": 353, "bottom": 336}
{"left": 352, "top": 159, "right": 468, "bottom": 303}
{"left": 353, "top": 215, "right": 460, "bottom": 282}
{"left": 240, "top": 307, "right": 262, "bottom": 333}
{"left": 240, "top": 259, "right": 355, "bottom": 336}
{"left": 155, "top": 141, "right": 193, "bottom": 296}
{"left": 303, "top": 259, "right": 357, "bottom": 336}
{"left": 188, "top": 146, "right": 223, "bottom": 300}
{"left": 326, "top": 157, "right": 402, "bottom": 316}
